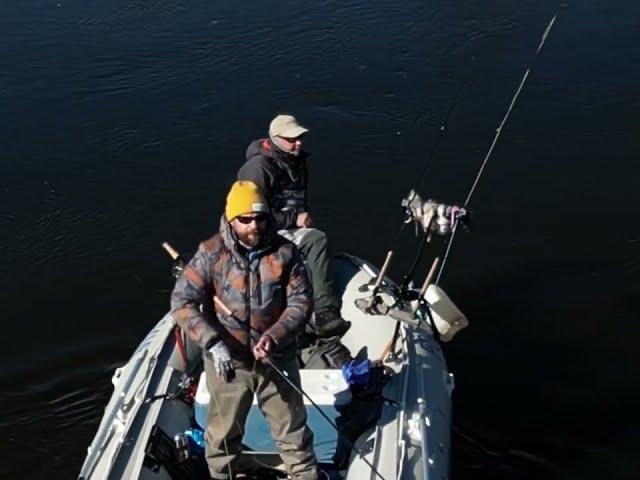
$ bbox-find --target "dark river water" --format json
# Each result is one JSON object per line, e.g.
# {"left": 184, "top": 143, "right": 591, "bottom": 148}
{"left": 2, "top": 0, "right": 639, "bottom": 478}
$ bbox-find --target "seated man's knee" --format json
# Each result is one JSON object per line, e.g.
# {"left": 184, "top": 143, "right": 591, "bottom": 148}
{"left": 301, "top": 228, "right": 327, "bottom": 248}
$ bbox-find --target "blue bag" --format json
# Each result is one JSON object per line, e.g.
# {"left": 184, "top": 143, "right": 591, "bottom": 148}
{"left": 341, "top": 359, "right": 372, "bottom": 386}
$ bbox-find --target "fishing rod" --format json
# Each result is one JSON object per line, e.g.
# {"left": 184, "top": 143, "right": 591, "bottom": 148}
{"left": 416, "top": 79, "right": 470, "bottom": 192}
{"left": 362, "top": 15, "right": 559, "bottom": 357}
{"left": 207, "top": 293, "right": 389, "bottom": 480}
{"left": 262, "top": 356, "right": 390, "bottom": 480}
{"left": 381, "top": 78, "right": 469, "bottom": 279}
{"left": 436, "top": 13, "right": 558, "bottom": 284}
{"left": 162, "top": 245, "right": 373, "bottom": 477}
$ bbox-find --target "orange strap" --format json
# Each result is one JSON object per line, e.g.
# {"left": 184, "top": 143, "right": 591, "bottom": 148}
{"left": 174, "top": 326, "right": 187, "bottom": 371}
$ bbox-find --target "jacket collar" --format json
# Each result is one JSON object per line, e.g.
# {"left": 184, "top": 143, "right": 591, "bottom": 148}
{"left": 259, "top": 138, "right": 309, "bottom": 164}
{"left": 218, "top": 214, "right": 277, "bottom": 265}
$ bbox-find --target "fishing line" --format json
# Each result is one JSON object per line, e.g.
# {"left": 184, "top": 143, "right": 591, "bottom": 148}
{"left": 436, "top": 13, "right": 558, "bottom": 284}
{"left": 378, "top": 79, "right": 468, "bottom": 292}
{"left": 209, "top": 375, "right": 235, "bottom": 480}
{"left": 263, "top": 357, "right": 390, "bottom": 480}
{"left": 209, "top": 358, "right": 284, "bottom": 477}
{"left": 385, "top": 65, "right": 474, "bottom": 289}
{"left": 400, "top": 228, "right": 429, "bottom": 289}
{"left": 416, "top": 78, "right": 469, "bottom": 192}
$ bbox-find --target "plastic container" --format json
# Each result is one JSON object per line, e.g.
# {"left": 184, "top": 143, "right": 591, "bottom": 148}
{"left": 424, "top": 284, "right": 469, "bottom": 341}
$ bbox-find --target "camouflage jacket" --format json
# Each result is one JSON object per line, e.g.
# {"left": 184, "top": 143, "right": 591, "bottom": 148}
{"left": 170, "top": 215, "right": 312, "bottom": 360}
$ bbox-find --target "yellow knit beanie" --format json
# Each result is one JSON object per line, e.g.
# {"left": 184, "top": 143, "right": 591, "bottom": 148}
{"left": 225, "top": 181, "right": 268, "bottom": 221}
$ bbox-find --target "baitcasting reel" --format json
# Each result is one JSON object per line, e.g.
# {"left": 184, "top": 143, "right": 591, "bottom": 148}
{"left": 402, "top": 190, "right": 469, "bottom": 236}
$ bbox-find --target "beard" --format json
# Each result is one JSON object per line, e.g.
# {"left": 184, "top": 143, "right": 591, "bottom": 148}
{"left": 272, "top": 136, "right": 301, "bottom": 156}
{"left": 236, "top": 229, "right": 261, "bottom": 248}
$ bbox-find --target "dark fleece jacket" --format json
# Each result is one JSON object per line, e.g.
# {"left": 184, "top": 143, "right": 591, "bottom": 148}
{"left": 238, "top": 138, "right": 309, "bottom": 230}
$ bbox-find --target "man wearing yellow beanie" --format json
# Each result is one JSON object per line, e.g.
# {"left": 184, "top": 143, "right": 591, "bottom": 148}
{"left": 171, "top": 180, "right": 319, "bottom": 479}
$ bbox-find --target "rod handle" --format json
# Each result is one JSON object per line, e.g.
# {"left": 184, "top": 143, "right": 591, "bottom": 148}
{"left": 412, "top": 257, "right": 440, "bottom": 315}
{"left": 213, "top": 295, "right": 233, "bottom": 317}
{"left": 373, "top": 251, "right": 394, "bottom": 290}
{"left": 161, "top": 242, "right": 180, "bottom": 261}
{"left": 378, "top": 322, "right": 400, "bottom": 362}
{"left": 418, "top": 257, "right": 440, "bottom": 298}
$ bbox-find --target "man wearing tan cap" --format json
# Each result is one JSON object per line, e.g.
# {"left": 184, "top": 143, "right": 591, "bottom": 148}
{"left": 171, "top": 180, "right": 318, "bottom": 479}
{"left": 238, "top": 114, "right": 351, "bottom": 341}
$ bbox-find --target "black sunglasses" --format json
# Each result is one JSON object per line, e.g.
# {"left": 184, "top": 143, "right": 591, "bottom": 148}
{"left": 278, "top": 136, "right": 302, "bottom": 143}
{"left": 236, "top": 214, "right": 268, "bottom": 225}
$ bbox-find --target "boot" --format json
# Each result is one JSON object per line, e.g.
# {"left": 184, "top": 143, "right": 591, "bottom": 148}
{"left": 313, "top": 307, "right": 351, "bottom": 338}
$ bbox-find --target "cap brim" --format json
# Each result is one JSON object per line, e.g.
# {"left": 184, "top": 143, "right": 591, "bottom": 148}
{"left": 280, "top": 125, "right": 309, "bottom": 138}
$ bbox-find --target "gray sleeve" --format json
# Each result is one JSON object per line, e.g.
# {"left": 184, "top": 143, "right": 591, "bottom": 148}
{"left": 238, "top": 157, "right": 271, "bottom": 194}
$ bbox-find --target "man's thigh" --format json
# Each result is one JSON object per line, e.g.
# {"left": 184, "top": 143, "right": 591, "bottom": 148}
{"left": 278, "top": 227, "right": 323, "bottom": 248}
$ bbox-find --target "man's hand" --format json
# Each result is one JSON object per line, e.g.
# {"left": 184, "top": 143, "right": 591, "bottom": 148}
{"left": 253, "top": 334, "right": 273, "bottom": 360}
{"left": 296, "top": 212, "right": 313, "bottom": 228}
{"left": 208, "top": 341, "right": 235, "bottom": 382}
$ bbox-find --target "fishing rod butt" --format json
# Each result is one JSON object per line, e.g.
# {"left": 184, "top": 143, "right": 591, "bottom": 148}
{"left": 373, "top": 250, "right": 394, "bottom": 291}
{"left": 162, "top": 241, "right": 180, "bottom": 261}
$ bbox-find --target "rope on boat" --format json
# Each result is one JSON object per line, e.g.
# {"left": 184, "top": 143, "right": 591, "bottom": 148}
{"left": 436, "top": 13, "right": 558, "bottom": 284}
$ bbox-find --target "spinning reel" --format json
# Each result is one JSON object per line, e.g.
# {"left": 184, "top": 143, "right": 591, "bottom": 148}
{"left": 401, "top": 190, "right": 469, "bottom": 236}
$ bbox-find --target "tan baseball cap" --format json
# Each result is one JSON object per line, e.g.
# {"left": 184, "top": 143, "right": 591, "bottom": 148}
{"left": 269, "top": 114, "right": 309, "bottom": 138}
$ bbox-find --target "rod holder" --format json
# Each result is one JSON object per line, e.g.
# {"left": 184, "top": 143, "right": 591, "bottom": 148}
{"left": 412, "top": 257, "right": 440, "bottom": 314}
